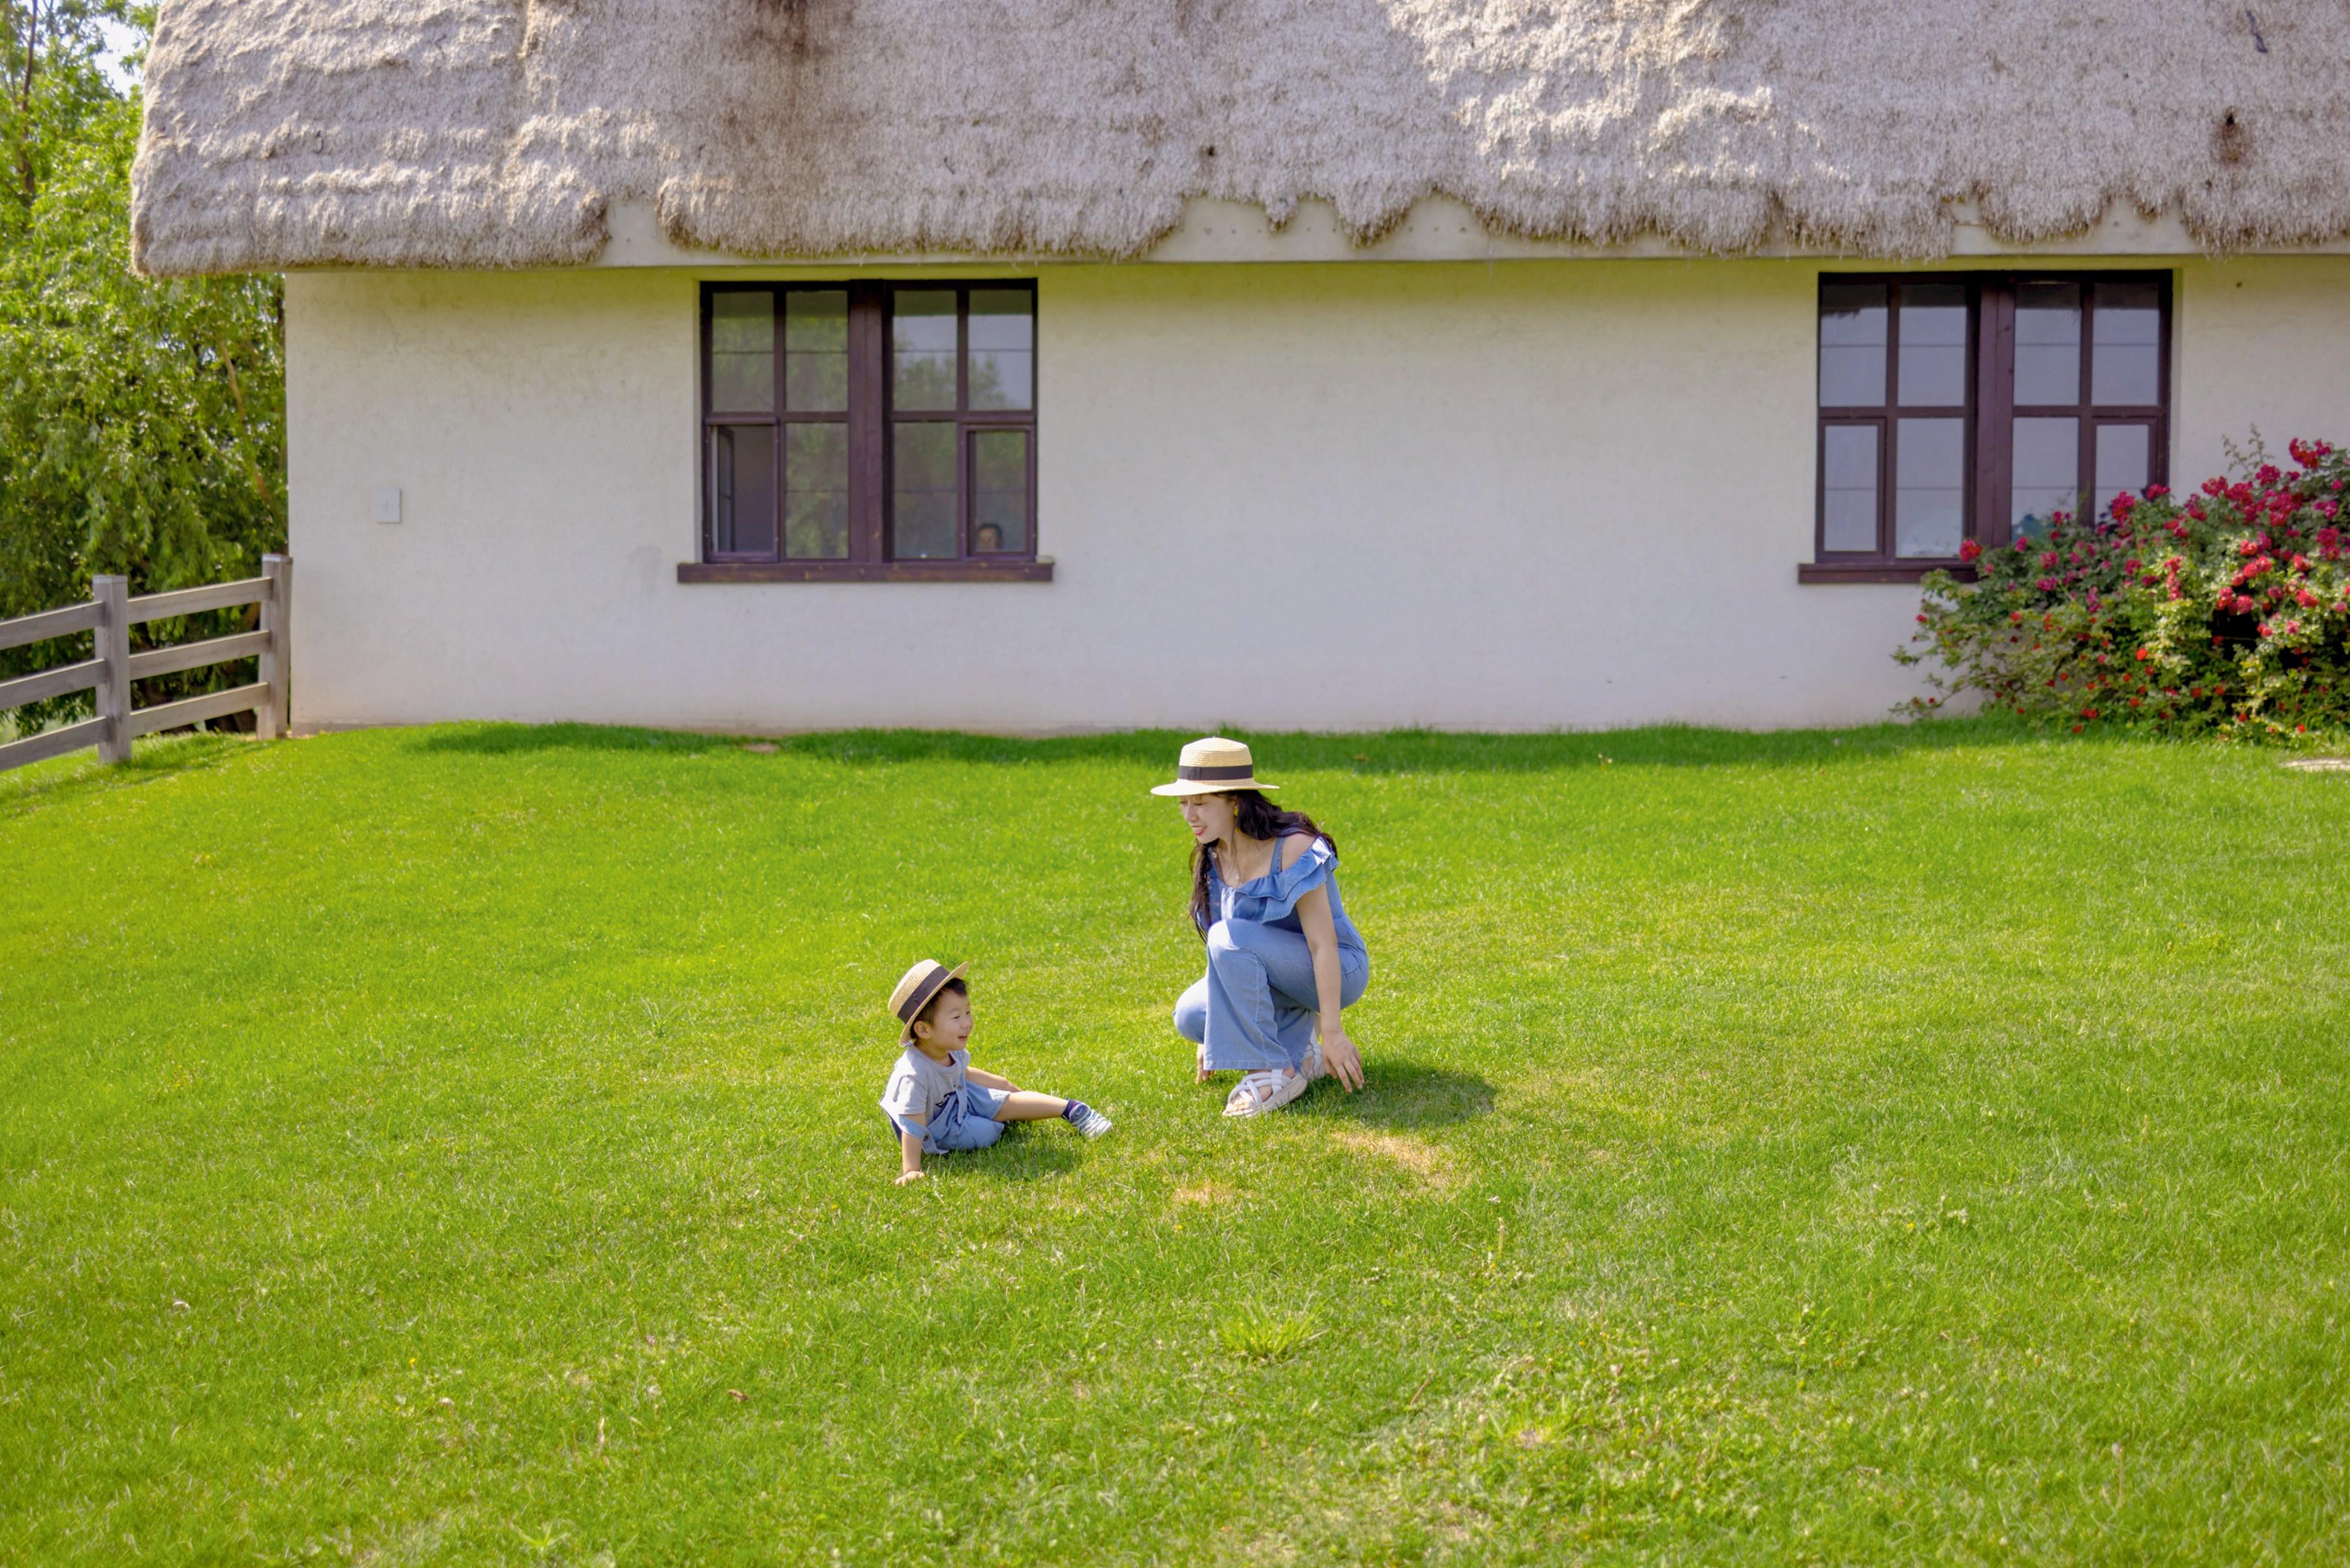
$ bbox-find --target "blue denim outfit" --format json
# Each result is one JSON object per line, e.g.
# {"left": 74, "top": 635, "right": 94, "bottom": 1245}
{"left": 878, "top": 1046, "right": 1014, "bottom": 1153}
{"left": 1174, "top": 834, "right": 1370, "bottom": 1073}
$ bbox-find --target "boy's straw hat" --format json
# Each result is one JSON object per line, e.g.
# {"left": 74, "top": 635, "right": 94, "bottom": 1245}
{"left": 1149, "top": 736, "right": 1279, "bottom": 798}
{"left": 888, "top": 958, "right": 967, "bottom": 1041}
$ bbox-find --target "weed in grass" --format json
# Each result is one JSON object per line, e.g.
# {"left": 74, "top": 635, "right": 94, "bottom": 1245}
{"left": 1216, "top": 1304, "right": 1322, "bottom": 1362}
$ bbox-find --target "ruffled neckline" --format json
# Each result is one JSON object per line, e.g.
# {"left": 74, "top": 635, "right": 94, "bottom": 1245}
{"left": 1213, "top": 833, "right": 1333, "bottom": 894}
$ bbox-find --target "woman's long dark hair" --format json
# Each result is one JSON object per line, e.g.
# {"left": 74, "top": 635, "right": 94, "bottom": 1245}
{"left": 1189, "top": 789, "right": 1336, "bottom": 938}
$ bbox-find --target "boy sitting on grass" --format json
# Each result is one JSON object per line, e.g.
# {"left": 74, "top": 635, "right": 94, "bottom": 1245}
{"left": 881, "top": 960, "right": 1111, "bottom": 1185}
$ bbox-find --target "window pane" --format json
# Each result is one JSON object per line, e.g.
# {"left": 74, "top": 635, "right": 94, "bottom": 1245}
{"left": 2011, "top": 416, "right": 2078, "bottom": 537}
{"left": 1897, "top": 283, "right": 1967, "bottom": 407}
{"left": 2014, "top": 281, "right": 2081, "bottom": 406}
{"left": 1895, "top": 416, "right": 1965, "bottom": 557}
{"left": 2092, "top": 281, "right": 2161, "bottom": 405}
{"left": 1822, "top": 424, "right": 1879, "bottom": 552}
{"left": 710, "top": 292, "right": 775, "bottom": 413}
{"left": 2092, "top": 422, "right": 2151, "bottom": 520}
{"left": 783, "top": 423, "right": 849, "bottom": 559}
{"left": 1819, "top": 283, "right": 1887, "bottom": 406}
{"left": 892, "top": 422, "right": 958, "bottom": 558}
{"left": 784, "top": 290, "right": 848, "bottom": 413}
{"left": 710, "top": 426, "right": 776, "bottom": 556}
{"left": 892, "top": 290, "right": 958, "bottom": 411}
{"left": 971, "top": 430, "right": 1029, "bottom": 552}
{"left": 968, "top": 289, "right": 1034, "bottom": 411}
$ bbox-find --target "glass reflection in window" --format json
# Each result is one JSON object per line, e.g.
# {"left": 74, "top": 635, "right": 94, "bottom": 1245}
{"left": 2092, "top": 282, "right": 2161, "bottom": 405}
{"left": 892, "top": 291, "right": 958, "bottom": 411}
{"left": 1897, "top": 283, "right": 1967, "bottom": 407}
{"left": 1819, "top": 283, "right": 1887, "bottom": 406}
{"left": 1895, "top": 417, "right": 1965, "bottom": 557}
{"left": 2013, "top": 282, "right": 2080, "bottom": 406}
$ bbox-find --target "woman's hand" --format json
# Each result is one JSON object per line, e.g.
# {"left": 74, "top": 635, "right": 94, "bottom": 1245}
{"left": 1319, "top": 1026, "right": 1365, "bottom": 1092}
{"left": 895, "top": 1168, "right": 926, "bottom": 1187}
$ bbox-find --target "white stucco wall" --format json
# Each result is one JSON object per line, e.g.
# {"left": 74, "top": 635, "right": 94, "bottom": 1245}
{"left": 282, "top": 253, "right": 2350, "bottom": 734}
{"left": 2172, "top": 257, "right": 2350, "bottom": 483}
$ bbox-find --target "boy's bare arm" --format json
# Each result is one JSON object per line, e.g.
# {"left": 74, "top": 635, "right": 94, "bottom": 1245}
{"left": 964, "top": 1065, "right": 1019, "bottom": 1091}
{"left": 896, "top": 1125, "right": 927, "bottom": 1184}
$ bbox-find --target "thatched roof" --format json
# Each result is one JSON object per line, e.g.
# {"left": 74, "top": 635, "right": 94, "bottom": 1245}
{"left": 131, "top": 0, "right": 2350, "bottom": 275}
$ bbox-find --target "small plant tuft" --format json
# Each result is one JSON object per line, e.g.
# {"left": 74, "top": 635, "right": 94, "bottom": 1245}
{"left": 1215, "top": 1305, "right": 1319, "bottom": 1362}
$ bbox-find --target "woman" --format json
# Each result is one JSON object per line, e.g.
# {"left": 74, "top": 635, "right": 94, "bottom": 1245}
{"left": 1153, "top": 738, "right": 1370, "bottom": 1117}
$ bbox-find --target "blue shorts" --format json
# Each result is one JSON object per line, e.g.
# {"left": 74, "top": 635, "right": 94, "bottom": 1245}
{"left": 886, "top": 1082, "right": 1011, "bottom": 1154}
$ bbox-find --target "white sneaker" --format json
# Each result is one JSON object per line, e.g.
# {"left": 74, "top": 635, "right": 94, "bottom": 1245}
{"left": 1223, "top": 1067, "right": 1309, "bottom": 1118}
{"left": 1062, "top": 1101, "right": 1114, "bottom": 1138}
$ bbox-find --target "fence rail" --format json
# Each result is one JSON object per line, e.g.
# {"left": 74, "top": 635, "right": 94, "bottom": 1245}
{"left": 0, "top": 556, "right": 291, "bottom": 776}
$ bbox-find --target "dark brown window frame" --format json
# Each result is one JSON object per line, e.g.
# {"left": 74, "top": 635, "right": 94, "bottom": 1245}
{"left": 1802, "top": 271, "right": 2171, "bottom": 584}
{"left": 682, "top": 281, "right": 1050, "bottom": 585}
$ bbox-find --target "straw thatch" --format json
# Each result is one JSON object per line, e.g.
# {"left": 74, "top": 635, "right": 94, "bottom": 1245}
{"left": 131, "top": 0, "right": 2350, "bottom": 275}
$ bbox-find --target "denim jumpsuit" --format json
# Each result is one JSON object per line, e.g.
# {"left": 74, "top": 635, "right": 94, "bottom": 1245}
{"left": 1174, "top": 834, "right": 1370, "bottom": 1073}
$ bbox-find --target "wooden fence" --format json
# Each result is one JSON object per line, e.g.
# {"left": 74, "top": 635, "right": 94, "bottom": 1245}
{"left": 0, "top": 556, "right": 291, "bottom": 775}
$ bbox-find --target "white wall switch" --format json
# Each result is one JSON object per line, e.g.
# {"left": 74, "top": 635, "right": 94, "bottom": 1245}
{"left": 371, "top": 486, "right": 403, "bottom": 524}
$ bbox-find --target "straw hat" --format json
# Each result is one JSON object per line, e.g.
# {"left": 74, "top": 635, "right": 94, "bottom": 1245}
{"left": 1150, "top": 736, "right": 1279, "bottom": 798}
{"left": 888, "top": 958, "right": 967, "bottom": 1042}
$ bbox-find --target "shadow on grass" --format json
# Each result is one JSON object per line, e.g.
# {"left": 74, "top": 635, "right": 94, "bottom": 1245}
{"left": 0, "top": 732, "right": 247, "bottom": 817}
{"left": 403, "top": 715, "right": 2104, "bottom": 776}
{"left": 1289, "top": 1059, "right": 1496, "bottom": 1129}
{"left": 935, "top": 1123, "right": 1084, "bottom": 1184}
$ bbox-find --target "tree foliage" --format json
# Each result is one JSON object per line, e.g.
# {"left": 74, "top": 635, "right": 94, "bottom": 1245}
{"left": 1, "top": 3, "right": 285, "bottom": 702}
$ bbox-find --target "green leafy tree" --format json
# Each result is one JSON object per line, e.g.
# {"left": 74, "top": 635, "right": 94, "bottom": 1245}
{"left": 1, "top": 3, "right": 285, "bottom": 718}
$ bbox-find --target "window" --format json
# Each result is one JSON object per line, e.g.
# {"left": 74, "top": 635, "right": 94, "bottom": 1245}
{"left": 685, "top": 282, "right": 1045, "bottom": 582}
{"left": 1807, "top": 274, "right": 2169, "bottom": 582}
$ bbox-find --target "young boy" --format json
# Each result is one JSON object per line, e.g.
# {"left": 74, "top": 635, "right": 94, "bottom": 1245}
{"left": 880, "top": 959, "right": 1112, "bottom": 1185}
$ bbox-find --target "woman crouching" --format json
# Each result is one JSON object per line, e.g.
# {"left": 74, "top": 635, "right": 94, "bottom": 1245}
{"left": 1153, "top": 738, "right": 1370, "bottom": 1117}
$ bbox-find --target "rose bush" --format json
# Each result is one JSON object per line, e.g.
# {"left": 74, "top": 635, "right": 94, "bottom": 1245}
{"left": 1899, "top": 437, "right": 2350, "bottom": 740}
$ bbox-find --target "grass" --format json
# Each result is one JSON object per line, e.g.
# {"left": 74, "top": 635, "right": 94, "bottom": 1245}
{"left": 2, "top": 718, "right": 2347, "bottom": 1565}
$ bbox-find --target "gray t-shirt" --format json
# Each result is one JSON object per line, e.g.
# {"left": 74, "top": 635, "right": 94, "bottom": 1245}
{"left": 879, "top": 1046, "right": 967, "bottom": 1133}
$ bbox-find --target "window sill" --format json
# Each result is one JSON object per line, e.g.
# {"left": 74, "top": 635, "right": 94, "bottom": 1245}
{"left": 678, "top": 559, "right": 1054, "bottom": 584}
{"left": 1797, "top": 562, "right": 1977, "bottom": 585}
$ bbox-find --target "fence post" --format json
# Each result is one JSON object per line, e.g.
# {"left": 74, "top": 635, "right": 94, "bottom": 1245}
{"left": 93, "top": 575, "right": 131, "bottom": 763}
{"left": 257, "top": 554, "right": 291, "bottom": 740}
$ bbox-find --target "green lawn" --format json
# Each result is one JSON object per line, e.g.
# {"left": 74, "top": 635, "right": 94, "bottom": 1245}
{"left": 3, "top": 721, "right": 2347, "bottom": 1565}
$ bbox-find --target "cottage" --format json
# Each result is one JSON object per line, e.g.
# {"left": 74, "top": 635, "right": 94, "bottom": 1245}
{"left": 131, "top": 1, "right": 2350, "bottom": 733}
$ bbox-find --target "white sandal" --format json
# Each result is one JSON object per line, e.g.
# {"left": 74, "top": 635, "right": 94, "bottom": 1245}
{"left": 1223, "top": 1067, "right": 1309, "bottom": 1118}
{"left": 1303, "top": 1037, "right": 1327, "bottom": 1082}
